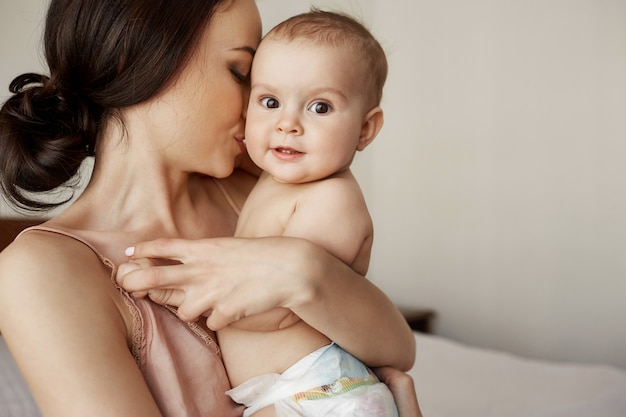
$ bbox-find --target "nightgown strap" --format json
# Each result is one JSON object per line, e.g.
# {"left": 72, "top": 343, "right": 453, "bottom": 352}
{"left": 211, "top": 177, "right": 242, "bottom": 216}
{"left": 16, "top": 225, "right": 114, "bottom": 268}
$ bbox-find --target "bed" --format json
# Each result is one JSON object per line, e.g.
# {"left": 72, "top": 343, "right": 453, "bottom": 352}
{"left": 408, "top": 333, "right": 626, "bottom": 417}
{"left": 1, "top": 218, "right": 626, "bottom": 417}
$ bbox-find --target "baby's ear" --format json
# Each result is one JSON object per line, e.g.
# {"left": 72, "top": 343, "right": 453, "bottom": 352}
{"left": 357, "top": 107, "right": 384, "bottom": 151}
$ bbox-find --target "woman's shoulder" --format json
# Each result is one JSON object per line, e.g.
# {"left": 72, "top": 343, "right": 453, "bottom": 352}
{"left": 0, "top": 230, "right": 150, "bottom": 416}
{"left": 0, "top": 227, "right": 106, "bottom": 274}
{"left": 0, "top": 229, "right": 116, "bottom": 321}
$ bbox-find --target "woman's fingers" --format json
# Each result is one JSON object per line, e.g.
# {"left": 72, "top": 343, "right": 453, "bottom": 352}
{"left": 146, "top": 288, "right": 185, "bottom": 309}
{"left": 116, "top": 259, "right": 154, "bottom": 298}
{"left": 125, "top": 238, "right": 194, "bottom": 262}
{"left": 117, "top": 260, "right": 193, "bottom": 291}
{"left": 116, "top": 261, "right": 189, "bottom": 315}
{"left": 373, "top": 367, "right": 422, "bottom": 417}
{"left": 198, "top": 281, "right": 269, "bottom": 330}
{"left": 126, "top": 237, "right": 233, "bottom": 263}
{"left": 116, "top": 257, "right": 223, "bottom": 322}
{"left": 117, "top": 262, "right": 213, "bottom": 322}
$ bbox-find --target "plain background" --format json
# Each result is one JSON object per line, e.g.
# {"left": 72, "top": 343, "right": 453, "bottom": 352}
{"left": 1, "top": 0, "right": 625, "bottom": 368}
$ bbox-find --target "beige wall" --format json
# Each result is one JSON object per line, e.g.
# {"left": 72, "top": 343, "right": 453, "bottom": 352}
{"left": 0, "top": 1, "right": 46, "bottom": 103}
{"left": 370, "top": 0, "right": 626, "bottom": 369}
{"left": 2, "top": 0, "right": 625, "bottom": 368}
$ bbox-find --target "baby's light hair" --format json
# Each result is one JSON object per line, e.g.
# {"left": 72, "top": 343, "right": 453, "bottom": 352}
{"left": 264, "top": 8, "right": 387, "bottom": 108}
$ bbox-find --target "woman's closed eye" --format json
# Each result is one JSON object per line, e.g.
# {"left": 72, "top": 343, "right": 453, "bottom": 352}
{"left": 230, "top": 68, "right": 250, "bottom": 85}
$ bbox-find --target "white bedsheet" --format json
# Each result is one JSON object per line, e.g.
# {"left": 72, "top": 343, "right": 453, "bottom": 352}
{"left": 2, "top": 333, "right": 626, "bottom": 417}
{"left": 409, "top": 332, "right": 626, "bottom": 417}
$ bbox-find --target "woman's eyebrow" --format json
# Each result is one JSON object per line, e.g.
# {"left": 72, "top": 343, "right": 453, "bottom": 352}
{"left": 232, "top": 46, "right": 256, "bottom": 57}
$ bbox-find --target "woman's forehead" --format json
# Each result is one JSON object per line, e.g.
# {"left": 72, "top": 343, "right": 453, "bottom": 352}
{"left": 211, "top": 0, "right": 262, "bottom": 49}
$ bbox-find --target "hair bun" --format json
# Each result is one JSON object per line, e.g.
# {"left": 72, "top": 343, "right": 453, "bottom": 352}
{"left": 9, "top": 72, "right": 51, "bottom": 95}
{"left": 0, "top": 72, "right": 97, "bottom": 211}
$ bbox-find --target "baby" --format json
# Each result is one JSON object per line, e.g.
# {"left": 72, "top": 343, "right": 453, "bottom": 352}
{"left": 220, "top": 9, "right": 398, "bottom": 417}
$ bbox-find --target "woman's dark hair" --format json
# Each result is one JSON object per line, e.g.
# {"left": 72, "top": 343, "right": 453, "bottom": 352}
{"left": 0, "top": 0, "right": 229, "bottom": 211}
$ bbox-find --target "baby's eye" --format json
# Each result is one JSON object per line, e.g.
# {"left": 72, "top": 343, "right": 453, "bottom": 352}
{"left": 260, "top": 97, "right": 280, "bottom": 109}
{"left": 308, "top": 101, "right": 332, "bottom": 114}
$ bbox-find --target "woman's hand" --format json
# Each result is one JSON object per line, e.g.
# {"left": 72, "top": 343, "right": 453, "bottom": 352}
{"left": 116, "top": 235, "right": 416, "bottom": 371}
{"left": 116, "top": 236, "right": 310, "bottom": 330}
{"left": 374, "top": 367, "right": 423, "bottom": 417}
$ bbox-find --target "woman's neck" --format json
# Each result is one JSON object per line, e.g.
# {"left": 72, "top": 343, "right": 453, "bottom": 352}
{"left": 52, "top": 118, "right": 235, "bottom": 243}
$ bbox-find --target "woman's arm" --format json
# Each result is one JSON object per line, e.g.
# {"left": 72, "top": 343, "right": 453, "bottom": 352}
{"left": 117, "top": 236, "right": 416, "bottom": 371}
{"left": 0, "top": 233, "right": 163, "bottom": 417}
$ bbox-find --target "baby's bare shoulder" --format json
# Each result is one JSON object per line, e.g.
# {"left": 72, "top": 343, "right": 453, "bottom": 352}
{"left": 305, "top": 174, "right": 368, "bottom": 211}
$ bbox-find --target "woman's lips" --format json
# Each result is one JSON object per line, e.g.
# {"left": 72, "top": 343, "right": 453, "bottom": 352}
{"left": 235, "top": 137, "right": 246, "bottom": 153}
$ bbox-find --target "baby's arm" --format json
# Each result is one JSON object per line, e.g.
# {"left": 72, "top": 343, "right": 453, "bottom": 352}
{"left": 282, "top": 177, "right": 373, "bottom": 275}
{"left": 279, "top": 178, "right": 415, "bottom": 370}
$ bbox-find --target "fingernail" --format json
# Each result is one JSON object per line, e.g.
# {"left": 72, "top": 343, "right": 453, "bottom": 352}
{"left": 125, "top": 246, "right": 135, "bottom": 257}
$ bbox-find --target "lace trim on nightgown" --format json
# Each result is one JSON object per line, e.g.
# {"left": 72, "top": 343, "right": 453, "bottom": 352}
{"left": 164, "top": 305, "right": 221, "bottom": 356}
{"left": 16, "top": 226, "right": 145, "bottom": 364}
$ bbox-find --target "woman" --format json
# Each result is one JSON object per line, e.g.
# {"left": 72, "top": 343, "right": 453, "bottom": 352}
{"left": 0, "top": 0, "right": 420, "bottom": 416}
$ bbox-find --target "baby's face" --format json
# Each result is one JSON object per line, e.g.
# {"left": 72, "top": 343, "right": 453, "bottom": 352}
{"left": 244, "top": 38, "right": 371, "bottom": 184}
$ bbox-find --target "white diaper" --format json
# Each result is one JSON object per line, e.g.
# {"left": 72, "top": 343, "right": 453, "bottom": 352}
{"left": 226, "top": 343, "right": 398, "bottom": 417}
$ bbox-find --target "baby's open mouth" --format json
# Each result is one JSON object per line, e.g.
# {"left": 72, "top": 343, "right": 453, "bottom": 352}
{"left": 274, "top": 147, "right": 302, "bottom": 154}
